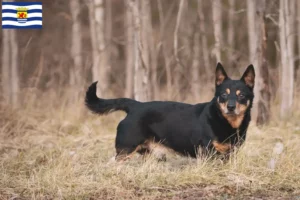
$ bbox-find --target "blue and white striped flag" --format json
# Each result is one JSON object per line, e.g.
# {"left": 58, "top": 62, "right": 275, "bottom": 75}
{"left": 2, "top": 2, "right": 42, "bottom": 29}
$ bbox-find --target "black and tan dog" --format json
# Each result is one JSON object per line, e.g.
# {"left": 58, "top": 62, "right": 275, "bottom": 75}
{"left": 85, "top": 63, "right": 255, "bottom": 161}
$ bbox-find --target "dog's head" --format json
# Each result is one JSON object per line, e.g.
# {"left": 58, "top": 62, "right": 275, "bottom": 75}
{"left": 214, "top": 63, "right": 255, "bottom": 128}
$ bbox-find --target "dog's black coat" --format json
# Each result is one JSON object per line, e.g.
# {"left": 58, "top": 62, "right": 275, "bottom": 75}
{"left": 85, "top": 63, "right": 255, "bottom": 159}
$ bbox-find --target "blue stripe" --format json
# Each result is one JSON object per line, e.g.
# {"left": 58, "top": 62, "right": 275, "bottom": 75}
{"left": 2, "top": 9, "right": 42, "bottom": 13}
{"left": 2, "top": 17, "right": 43, "bottom": 21}
{"left": 2, "top": 2, "right": 42, "bottom": 6}
{"left": 2, "top": 25, "right": 42, "bottom": 29}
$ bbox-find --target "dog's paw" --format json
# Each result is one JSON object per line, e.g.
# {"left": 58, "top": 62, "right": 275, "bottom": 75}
{"left": 106, "top": 156, "right": 116, "bottom": 165}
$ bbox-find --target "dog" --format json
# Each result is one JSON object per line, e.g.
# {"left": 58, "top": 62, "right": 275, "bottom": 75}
{"left": 85, "top": 63, "right": 255, "bottom": 161}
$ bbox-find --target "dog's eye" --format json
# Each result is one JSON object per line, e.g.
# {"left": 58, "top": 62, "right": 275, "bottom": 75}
{"left": 221, "top": 93, "right": 228, "bottom": 98}
{"left": 238, "top": 94, "right": 245, "bottom": 99}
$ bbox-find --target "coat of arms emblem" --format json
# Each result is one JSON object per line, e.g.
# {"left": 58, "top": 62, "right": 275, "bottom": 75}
{"left": 17, "top": 7, "right": 28, "bottom": 23}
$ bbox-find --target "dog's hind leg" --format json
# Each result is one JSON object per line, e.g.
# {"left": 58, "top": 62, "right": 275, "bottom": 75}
{"left": 114, "top": 120, "right": 147, "bottom": 162}
{"left": 115, "top": 146, "right": 143, "bottom": 162}
{"left": 135, "top": 140, "right": 167, "bottom": 162}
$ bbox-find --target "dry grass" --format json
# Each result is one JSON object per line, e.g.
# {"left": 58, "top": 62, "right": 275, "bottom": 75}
{"left": 1, "top": 90, "right": 300, "bottom": 200}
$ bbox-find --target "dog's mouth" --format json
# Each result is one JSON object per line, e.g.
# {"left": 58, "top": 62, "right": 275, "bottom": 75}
{"left": 224, "top": 110, "right": 239, "bottom": 116}
{"left": 226, "top": 111, "right": 236, "bottom": 115}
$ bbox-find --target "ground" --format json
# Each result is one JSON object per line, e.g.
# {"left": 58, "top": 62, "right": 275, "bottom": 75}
{"left": 0, "top": 99, "right": 300, "bottom": 200}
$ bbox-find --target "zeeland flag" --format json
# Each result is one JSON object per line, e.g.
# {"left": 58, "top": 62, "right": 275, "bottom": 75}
{"left": 2, "top": 2, "right": 42, "bottom": 29}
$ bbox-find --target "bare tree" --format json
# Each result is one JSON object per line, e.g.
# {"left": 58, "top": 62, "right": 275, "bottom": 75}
{"left": 125, "top": 3, "right": 134, "bottom": 98}
{"left": 143, "top": 2, "right": 158, "bottom": 100}
{"left": 128, "top": 0, "right": 150, "bottom": 101}
{"left": 140, "top": 0, "right": 154, "bottom": 99}
{"left": 247, "top": 0, "right": 259, "bottom": 123}
{"left": 247, "top": 0, "right": 270, "bottom": 125}
{"left": 1, "top": 30, "right": 11, "bottom": 105}
{"left": 157, "top": 0, "right": 172, "bottom": 99}
{"left": 298, "top": 0, "right": 300, "bottom": 81}
{"left": 1, "top": 28, "right": 19, "bottom": 108}
{"left": 197, "top": 0, "right": 211, "bottom": 77}
{"left": 228, "top": 0, "right": 235, "bottom": 63}
{"left": 280, "top": 0, "right": 295, "bottom": 118}
{"left": 88, "top": 1, "right": 97, "bottom": 84}
{"left": 70, "top": 0, "right": 83, "bottom": 91}
{"left": 88, "top": 0, "right": 109, "bottom": 97}
{"left": 191, "top": 31, "right": 200, "bottom": 100}
{"left": 247, "top": 0, "right": 255, "bottom": 63}
{"left": 212, "top": 0, "right": 222, "bottom": 62}
{"left": 173, "top": 0, "right": 185, "bottom": 99}
{"left": 10, "top": 29, "right": 19, "bottom": 107}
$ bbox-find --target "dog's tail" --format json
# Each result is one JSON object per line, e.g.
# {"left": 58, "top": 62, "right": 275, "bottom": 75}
{"left": 85, "top": 81, "right": 140, "bottom": 115}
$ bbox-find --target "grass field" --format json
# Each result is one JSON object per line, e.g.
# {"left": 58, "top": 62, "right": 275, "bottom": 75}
{"left": 1, "top": 91, "right": 300, "bottom": 199}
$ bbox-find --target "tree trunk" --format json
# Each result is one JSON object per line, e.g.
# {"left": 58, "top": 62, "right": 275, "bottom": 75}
{"left": 10, "top": 29, "right": 19, "bottom": 107}
{"left": 228, "top": 0, "right": 235, "bottom": 64}
{"left": 256, "top": 0, "right": 270, "bottom": 125}
{"left": 212, "top": 0, "right": 222, "bottom": 62}
{"left": 128, "top": 0, "right": 149, "bottom": 101}
{"left": 1, "top": 28, "right": 19, "bottom": 108}
{"left": 88, "top": 1, "right": 98, "bottom": 85}
{"left": 143, "top": 1, "right": 158, "bottom": 100}
{"left": 298, "top": 0, "right": 300, "bottom": 82}
{"left": 247, "top": 0, "right": 259, "bottom": 123}
{"left": 1, "top": 30, "right": 11, "bottom": 105}
{"left": 198, "top": 0, "right": 211, "bottom": 77}
{"left": 173, "top": 0, "right": 185, "bottom": 100}
{"left": 140, "top": 0, "right": 152, "bottom": 100}
{"left": 92, "top": 0, "right": 109, "bottom": 97}
{"left": 280, "top": 0, "right": 295, "bottom": 118}
{"left": 247, "top": 0, "right": 270, "bottom": 125}
{"left": 157, "top": 0, "right": 172, "bottom": 99}
{"left": 247, "top": 0, "right": 256, "bottom": 63}
{"left": 191, "top": 31, "right": 200, "bottom": 100}
{"left": 125, "top": 2, "right": 134, "bottom": 98}
{"left": 70, "top": 0, "right": 82, "bottom": 91}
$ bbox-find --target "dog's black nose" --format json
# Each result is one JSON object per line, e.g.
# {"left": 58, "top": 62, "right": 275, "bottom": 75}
{"left": 227, "top": 104, "right": 235, "bottom": 111}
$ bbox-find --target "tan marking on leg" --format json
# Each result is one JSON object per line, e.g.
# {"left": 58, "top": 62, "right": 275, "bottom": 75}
{"left": 143, "top": 140, "right": 179, "bottom": 161}
{"left": 147, "top": 141, "right": 168, "bottom": 159}
{"left": 212, "top": 140, "right": 232, "bottom": 154}
{"left": 115, "top": 145, "right": 142, "bottom": 162}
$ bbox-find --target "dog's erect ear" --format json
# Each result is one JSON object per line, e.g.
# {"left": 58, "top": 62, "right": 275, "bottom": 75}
{"left": 215, "top": 62, "right": 228, "bottom": 86}
{"left": 241, "top": 64, "right": 255, "bottom": 89}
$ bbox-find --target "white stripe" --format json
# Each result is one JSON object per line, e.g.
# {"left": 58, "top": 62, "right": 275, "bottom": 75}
{"left": 2, "top": 13, "right": 42, "bottom": 18}
{"left": 2, "top": 21, "right": 42, "bottom": 26}
{"left": 2, "top": 5, "right": 42, "bottom": 10}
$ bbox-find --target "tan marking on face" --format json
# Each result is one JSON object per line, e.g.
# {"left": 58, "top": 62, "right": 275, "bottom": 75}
{"left": 236, "top": 90, "right": 241, "bottom": 95}
{"left": 219, "top": 100, "right": 250, "bottom": 128}
{"left": 223, "top": 114, "right": 245, "bottom": 128}
{"left": 236, "top": 100, "right": 249, "bottom": 114}
{"left": 212, "top": 140, "right": 232, "bottom": 154}
{"left": 218, "top": 101, "right": 228, "bottom": 113}
{"left": 226, "top": 88, "right": 230, "bottom": 94}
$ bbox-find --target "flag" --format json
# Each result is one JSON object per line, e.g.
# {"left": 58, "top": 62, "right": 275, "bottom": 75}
{"left": 2, "top": 2, "right": 42, "bottom": 29}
